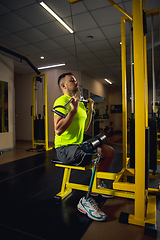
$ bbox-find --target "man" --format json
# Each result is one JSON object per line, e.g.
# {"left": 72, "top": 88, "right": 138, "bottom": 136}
{"left": 53, "top": 72, "right": 114, "bottom": 221}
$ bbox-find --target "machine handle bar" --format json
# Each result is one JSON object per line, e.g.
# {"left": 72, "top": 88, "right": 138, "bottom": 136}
{"left": 52, "top": 97, "right": 89, "bottom": 118}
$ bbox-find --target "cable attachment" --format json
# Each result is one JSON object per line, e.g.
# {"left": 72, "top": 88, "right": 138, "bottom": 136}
{"left": 80, "top": 95, "right": 89, "bottom": 103}
{"left": 79, "top": 85, "right": 89, "bottom": 103}
{"left": 91, "top": 152, "right": 102, "bottom": 164}
{"left": 51, "top": 98, "right": 74, "bottom": 118}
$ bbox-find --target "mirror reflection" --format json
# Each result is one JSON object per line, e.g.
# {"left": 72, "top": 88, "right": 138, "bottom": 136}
{"left": 0, "top": 81, "right": 8, "bottom": 132}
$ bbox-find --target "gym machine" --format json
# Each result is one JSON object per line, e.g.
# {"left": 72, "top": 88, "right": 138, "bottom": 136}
{"left": 52, "top": 0, "right": 160, "bottom": 237}
{"left": 30, "top": 74, "right": 52, "bottom": 152}
{"left": 0, "top": 46, "right": 52, "bottom": 151}
{"left": 116, "top": 2, "right": 160, "bottom": 237}
{"left": 129, "top": 21, "right": 135, "bottom": 169}
{"left": 129, "top": 10, "right": 159, "bottom": 173}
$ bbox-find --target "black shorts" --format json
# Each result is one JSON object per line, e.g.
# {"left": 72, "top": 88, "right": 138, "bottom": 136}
{"left": 56, "top": 144, "right": 92, "bottom": 166}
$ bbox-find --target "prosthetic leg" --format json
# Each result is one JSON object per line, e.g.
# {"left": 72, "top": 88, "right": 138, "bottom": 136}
{"left": 85, "top": 152, "right": 101, "bottom": 200}
{"left": 77, "top": 134, "right": 107, "bottom": 221}
{"left": 77, "top": 152, "right": 107, "bottom": 221}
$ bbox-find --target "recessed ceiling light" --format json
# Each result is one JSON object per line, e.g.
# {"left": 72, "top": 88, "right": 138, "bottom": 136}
{"left": 40, "top": 56, "right": 45, "bottom": 59}
{"left": 104, "top": 78, "right": 112, "bottom": 84}
{"left": 87, "top": 35, "right": 94, "bottom": 39}
{"left": 38, "top": 63, "right": 65, "bottom": 70}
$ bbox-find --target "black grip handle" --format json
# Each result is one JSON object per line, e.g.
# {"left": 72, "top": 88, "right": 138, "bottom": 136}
{"left": 51, "top": 109, "right": 67, "bottom": 118}
{"left": 64, "top": 98, "right": 74, "bottom": 108}
{"left": 51, "top": 99, "right": 74, "bottom": 118}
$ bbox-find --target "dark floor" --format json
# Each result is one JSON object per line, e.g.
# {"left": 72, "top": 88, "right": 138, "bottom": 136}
{"left": 0, "top": 143, "right": 159, "bottom": 240}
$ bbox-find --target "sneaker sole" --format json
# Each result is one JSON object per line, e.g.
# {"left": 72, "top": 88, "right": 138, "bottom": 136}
{"left": 101, "top": 194, "right": 114, "bottom": 198}
{"left": 91, "top": 193, "right": 114, "bottom": 198}
{"left": 77, "top": 202, "right": 107, "bottom": 221}
{"left": 90, "top": 192, "right": 99, "bottom": 197}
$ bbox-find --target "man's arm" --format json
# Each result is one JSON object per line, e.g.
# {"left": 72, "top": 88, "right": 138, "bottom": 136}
{"left": 84, "top": 98, "right": 94, "bottom": 131}
{"left": 54, "top": 96, "right": 79, "bottom": 136}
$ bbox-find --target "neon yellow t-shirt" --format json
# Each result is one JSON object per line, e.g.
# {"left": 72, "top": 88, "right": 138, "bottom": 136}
{"left": 53, "top": 94, "right": 87, "bottom": 148}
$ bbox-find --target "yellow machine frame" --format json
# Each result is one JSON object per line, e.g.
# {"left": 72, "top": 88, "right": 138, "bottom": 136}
{"left": 55, "top": 163, "right": 135, "bottom": 201}
{"left": 54, "top": 0, "right": 160, "bottom": 237}
{"left": 32, "top": 73, "right": 51, "bottom": 151}
{"left": 119, "top": 3, "right": 160, "bottom": 230}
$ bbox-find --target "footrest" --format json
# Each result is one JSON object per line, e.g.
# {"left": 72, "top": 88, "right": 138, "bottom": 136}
{"left": 51, "top": 159, "right": 64, "bottom": 164}
{"left": 51, "top": 159, "right": 92, "bottom": 170}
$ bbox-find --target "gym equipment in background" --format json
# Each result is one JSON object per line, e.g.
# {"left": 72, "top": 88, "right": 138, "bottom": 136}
{"left": 148, "top": 14, "right": 157, "bottom": 174}
{"left": 29, "top": 74, "right": 52, "bottom": 152}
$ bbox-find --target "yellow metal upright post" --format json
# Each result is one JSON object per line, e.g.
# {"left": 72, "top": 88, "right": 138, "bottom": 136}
{"left": 44, "top": 74, "right": 49, "bottom": 151}
{"left": 129, "top": 0, "right": 146, "bottom": 226}
{"left": 121, "top": 17, "right": 127, "bottom": 169}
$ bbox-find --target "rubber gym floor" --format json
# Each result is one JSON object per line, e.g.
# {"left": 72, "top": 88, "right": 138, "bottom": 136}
{"left": 0, "top": 143, "right": 160, "bottom": 240}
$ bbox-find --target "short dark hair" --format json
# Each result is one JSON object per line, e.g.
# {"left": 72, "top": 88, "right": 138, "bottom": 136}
{"left": 58, "top": 72, "right": 73, "bottom": 89}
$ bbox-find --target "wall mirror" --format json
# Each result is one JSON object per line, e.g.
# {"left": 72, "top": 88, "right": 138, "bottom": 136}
{"left": 90, "top": 93, "right": 108, "bottom": 119}
{"left": 0, "top": 81, "right": 8, "bottom": 132}
{"left": 90, "top": 93, "right": 109, "bottom": 136}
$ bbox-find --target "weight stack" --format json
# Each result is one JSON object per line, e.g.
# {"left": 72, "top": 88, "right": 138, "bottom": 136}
{"left": 148, "top": 118, "right": 157, "bottom": 173}
{"left": 34, "top": 118, "right": 39, "bottom": 140}
{"left": 34, "top": 118, "right": 45, "bottom": 141}
{"left": 145, "top": 127, "right": 150, "bottom": 189}
{"left": 130, "top": 115, "right": 135, "bottom": 168}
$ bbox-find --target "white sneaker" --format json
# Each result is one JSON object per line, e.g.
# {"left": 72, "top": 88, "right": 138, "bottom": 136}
{"left": 97, "top": 181, "right": 108, "bottom": 189}
{"left": 98, "top": 181, "right": 114, "bottom": 198}
{"left": 77, "top": 196, "right": 107, "bottom": 221}
{"left": 91, "top": 181, "right": 114, "bottom": 198}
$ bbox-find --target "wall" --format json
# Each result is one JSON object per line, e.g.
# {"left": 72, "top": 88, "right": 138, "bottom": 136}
{"left": 81, "top": 72, "right": 108, "bottom": 99}
{"left": 15, "top": 73, "right": 33, "bottom": 141}
{"left": 0, "top": 55, "right": 14, "bottom": 151}
{"left": 15, "top": 68, "right": 109, "bottom": 143}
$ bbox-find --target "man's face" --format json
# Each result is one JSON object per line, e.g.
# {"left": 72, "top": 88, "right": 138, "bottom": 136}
{"left": 64, "top": 75, "right": 79, "bottom": 94}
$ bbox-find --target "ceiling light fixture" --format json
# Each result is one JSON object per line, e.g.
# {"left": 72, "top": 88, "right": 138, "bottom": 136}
{"left": 104, "top": 78, "right": 112, "bottom": 84}
{"left": 38, "top": 63, "right": 65, "bottom": 70}
{"left": 40, "top": 56, "right": 45, "bottom": 59}
{"left": 38, "top": 1, "right": 74, "bottom": 34}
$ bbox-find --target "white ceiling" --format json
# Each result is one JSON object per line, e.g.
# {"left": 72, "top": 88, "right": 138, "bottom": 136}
{"left": 0, "top": 0, "right": 159, "bottom": 90}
